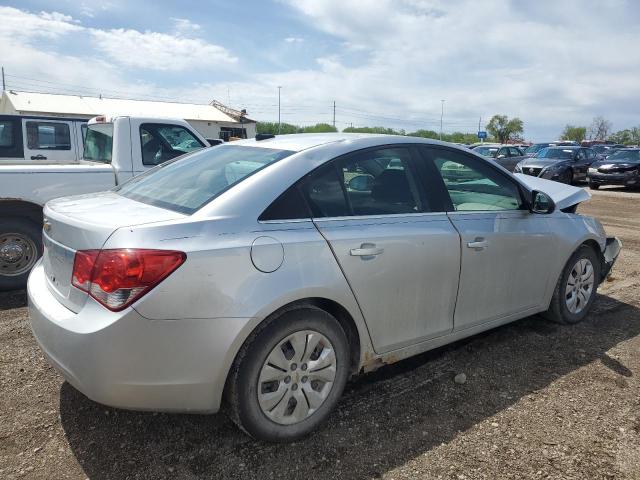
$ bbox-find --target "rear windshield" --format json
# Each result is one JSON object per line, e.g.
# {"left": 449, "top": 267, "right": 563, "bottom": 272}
{"left": 116, "top": 145, "right": 294, "bottom": 214}
{"left": 84, "top": 123, "right": 113, "bottom": 163}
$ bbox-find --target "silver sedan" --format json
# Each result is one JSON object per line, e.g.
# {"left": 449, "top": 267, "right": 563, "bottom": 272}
{"left": 28, "top": 134, "right": 621, "bottom": 442}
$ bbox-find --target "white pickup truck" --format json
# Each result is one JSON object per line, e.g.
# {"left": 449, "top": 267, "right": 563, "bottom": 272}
{"left": 0, "top": 115, "right": 209, "bottom": 290}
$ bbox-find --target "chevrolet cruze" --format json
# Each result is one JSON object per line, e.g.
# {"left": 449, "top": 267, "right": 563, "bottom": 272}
{"left": 28, "top": 134, "right": 621, "bottom": 442}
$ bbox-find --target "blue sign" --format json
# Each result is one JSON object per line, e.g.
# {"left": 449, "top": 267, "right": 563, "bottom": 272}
{"left": 477, "top": 131, "right": 487, "bottom": 139}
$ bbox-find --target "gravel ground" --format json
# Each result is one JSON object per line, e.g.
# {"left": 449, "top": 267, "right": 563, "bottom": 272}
{"left": 1, "top": 187, "right": 639, "bottom": 480}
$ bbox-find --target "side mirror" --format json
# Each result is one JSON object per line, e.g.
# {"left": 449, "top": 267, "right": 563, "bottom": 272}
{"left": 530, "top": 190, "right": 555, "bottom": 214}
{"left": 497, "top": 154, "right": 506, "bottom": 159}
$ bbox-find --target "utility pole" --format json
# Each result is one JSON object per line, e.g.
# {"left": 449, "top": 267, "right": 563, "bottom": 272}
{"left": 439, "top": 99, "right": 445, "bottom": 140}
{"left": 1, "top": 67, "right": 5, "bottom": 91}
{"left": 479, "top": 116, "right": 483, "bottom": 144}
{"left": 333, "top": 101, "right": 336, "bottom": 129}
{"left": 277, "top": 86, "right": 282, "bottom": 134}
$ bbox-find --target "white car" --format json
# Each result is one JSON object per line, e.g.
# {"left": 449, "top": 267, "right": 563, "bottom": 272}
{"left": 29, "top": 134, "right": 621, "bottom": 442}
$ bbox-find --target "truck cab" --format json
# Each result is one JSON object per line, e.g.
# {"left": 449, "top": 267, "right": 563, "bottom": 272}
{"left": 0, "top": 114, "right": 208, "bottom": 290}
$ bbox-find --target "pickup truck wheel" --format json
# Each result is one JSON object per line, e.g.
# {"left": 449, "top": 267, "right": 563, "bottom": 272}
{"left": 225, "top": 306, "right": 350, "bottom": 442}
{"left": 543, "top": 245, "right": 600, "bottom": 324}
{"left": 589, "top": 182, "right": 600, "bottom": 190}
{"left": 0, "top": 218, "right": 42, "bottom": 291}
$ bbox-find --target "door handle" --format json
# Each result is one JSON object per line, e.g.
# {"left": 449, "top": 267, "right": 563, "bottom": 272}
{"left": 467, "top": 238, "right": 488, "bottom": 250}
{"left": 350, "top": 243, "right": 384, "bottom": 257}
{"left": 31, "top": 155, "right": 47, "bottom": 160}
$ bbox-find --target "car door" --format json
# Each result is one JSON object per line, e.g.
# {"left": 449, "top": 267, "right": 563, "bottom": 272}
{"left": 22, "top": 118, "right": 77, "bottom": 162}
{"left": 303, "top": 146, "right": 461, "bottom": 353}
{"left": 418, "top": 146, "right": 557, "bottom": 330}
{"left": 572, "top": 149, "right": 591, "bottom": 181}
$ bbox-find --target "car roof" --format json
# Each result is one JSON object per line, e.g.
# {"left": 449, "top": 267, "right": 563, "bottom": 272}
{"left": 231, "top": 133, "right": 455, "bottom": 153}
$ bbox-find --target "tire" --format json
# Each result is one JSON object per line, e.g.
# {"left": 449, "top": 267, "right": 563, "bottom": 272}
{"left": 563, "top": 170, "right": 573, "bottom": 185}
{"left": 0, "top": 217, "right": 42, "bottom": 291}
{"left": 543, "top": 245, "right": 601, "bottom": 324}
{"left": 589, "top": 182, "right": 600, "bottom": 190}
{"left": 225, "top": 305, "right": 350, "bottom": 442}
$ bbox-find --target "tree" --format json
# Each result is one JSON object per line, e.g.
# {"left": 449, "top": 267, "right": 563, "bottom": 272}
{"left": 560, "top": 125, "right": 587, "bottom": 143}
{"left": 587, "top": 116, "right": 612, "bottom": 141}
{"left": 609, "top": 126, "right": 640, "bottom": 145}
{"left": 342, "top": 126, "right": 403, "bottom": 135}
{"left": 256, "top": 121, "right": 300, "bottom": 134}
{"left": 300, "top": 123, "right": 337, "bottom": 133}
{"left": 486, "top": 115, "right": 524, "bottom": 143}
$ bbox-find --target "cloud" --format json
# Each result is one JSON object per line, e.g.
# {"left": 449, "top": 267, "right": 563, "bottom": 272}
{"left": 284, "top": 36, "right": 304, "bottom": 43}
{"left": 90, "top": 29, "right": 237, "bottom": 70}
{"left": 0, "top": 6, "right": 236, "bottom": 74}
{"left": 171, "top": 17, "right": 202, "bottom": 35}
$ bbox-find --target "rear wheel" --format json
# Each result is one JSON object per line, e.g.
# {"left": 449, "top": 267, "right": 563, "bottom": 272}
{"left": 543, "top": 245, "right": 600, "bottom": 324}
{"left": 0, "top": 218, "right": 42, "bottom": 291}
{"left": 226, "top": 306, "right": 350, "bottom": 442}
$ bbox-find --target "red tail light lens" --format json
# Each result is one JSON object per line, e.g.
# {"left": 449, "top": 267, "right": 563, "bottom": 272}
{"left": 71, "top": 249, "right": 186, "bottom": 311}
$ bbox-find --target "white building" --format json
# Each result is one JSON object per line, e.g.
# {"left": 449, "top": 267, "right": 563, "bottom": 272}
{"left": 0, "top": 90, "right": 256, "bottom": 142}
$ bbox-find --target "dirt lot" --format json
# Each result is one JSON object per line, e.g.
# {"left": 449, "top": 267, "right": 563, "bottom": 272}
{"left": 1, "top": 187, "right": 639, "bottom": 480}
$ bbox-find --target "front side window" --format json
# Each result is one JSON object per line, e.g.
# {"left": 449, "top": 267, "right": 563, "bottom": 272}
{"left": 140, "top": 124, "right": 205, "bottom": 166}
{"left": 428, "top": 149, "right": 522, "bottom": 211}
{"left": 26, "top": 121, "right": 70, "bottom": 150}
{"left": 83, "top": 123, "right": 113, "bottom": 163}
{"left": 300, "top": 147, "right": 423, "bottom": 218}
{"left": 117, "top": 145, "right": 293, "bottom": 214}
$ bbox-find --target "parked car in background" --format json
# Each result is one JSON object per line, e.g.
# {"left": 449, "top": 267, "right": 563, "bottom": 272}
{"left": 29, "top": 134, "right": 620, "bottom": 442}
{"left": 476, "top": 145, "right": 527, "bottom": 172}
{"left": 514, "top": 146, "right": 598, "bottom": 184}
{"left": 0, "top": 115, "right": 207, "bottom": 290}
{"left": 588, "top": 148, "right": 640, "bottom": 190}
{"left": 524, "top": 143, "right": 551, "bottom": 157}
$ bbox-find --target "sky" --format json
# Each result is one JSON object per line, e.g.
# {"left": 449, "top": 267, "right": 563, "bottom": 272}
{"left": 0, "top": 0, "right": 639, "bottom": 141}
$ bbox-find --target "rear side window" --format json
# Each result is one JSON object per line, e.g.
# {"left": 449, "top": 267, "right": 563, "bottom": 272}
{"left": 259, "top": 186, "right": 310, "bottom": 221}
{"left": 140, "top": 123, "right": 205, "bottom": 166}
{"left": 298, "top": 147, "right": 423, "bottom": 218}
{"left": 84, "top": 123, "right": 113, "bottom": 163}
{"left": 0, "top": 118, "right": 23, "bottom": 158}
{"left": 117, "top": 145, "right": 294, "bottom": 214}
{"left": 26, "top": 121, "right": 70, "bottom": 150}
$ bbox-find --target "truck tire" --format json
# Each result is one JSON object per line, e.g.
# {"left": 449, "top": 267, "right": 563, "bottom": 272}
{"left": 543, "top": 245, "right": 600, "bottom": 324}
{"left": 225, "top": 305, "right": 350, "bottom": 442}
{"left": 0, "top": 218, "right": 42, "bottom": 291}
{"left": 589, "top": 182, "right": 600, "bottom": 190}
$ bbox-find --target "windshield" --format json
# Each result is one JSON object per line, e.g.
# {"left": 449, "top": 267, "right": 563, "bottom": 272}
{"left": 538, "top": 148, "right": 574, "bottom": 159}
{"left": 116, "top": 145, "right": 294, "bottom": 214}
{"left": 83, "top": 123, "right": 113, "bottom": 163}
{"left": 474, "top": 146, "right": 498, "bottom": 157}
{"left": 605, "top": 150, "right": 640, "bottom": 162}
{"left": 525, "top": 144, "right": 547, "bottom": 155}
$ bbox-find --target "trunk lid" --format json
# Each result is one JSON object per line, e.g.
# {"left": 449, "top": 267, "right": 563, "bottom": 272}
{"left": 42, "top": 191, "right": 185, "bottom": 312}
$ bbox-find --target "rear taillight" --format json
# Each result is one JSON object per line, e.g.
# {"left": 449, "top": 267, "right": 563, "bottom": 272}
{"left": 71, "top": 249, "right": 186, "bottom": 311}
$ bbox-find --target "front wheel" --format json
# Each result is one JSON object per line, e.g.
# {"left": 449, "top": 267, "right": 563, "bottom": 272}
{"left": 225, "top": 306, "right": 350, "bottom": 442}
{"left": 543, "top": 245, "right": 600, "bottom": 324}
{"left": 589, "top": 181, "right": 600, "bottom": 190}
{"left": 0, "top": 218, "right": 42, "bottom": 291}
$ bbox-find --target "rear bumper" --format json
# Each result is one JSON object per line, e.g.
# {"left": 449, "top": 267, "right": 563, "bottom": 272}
{"left": 601, "top": 237, "right": 622, "bottom": 281}
{"left": 28, "top": 261, "right": 251, "bottom": 413}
